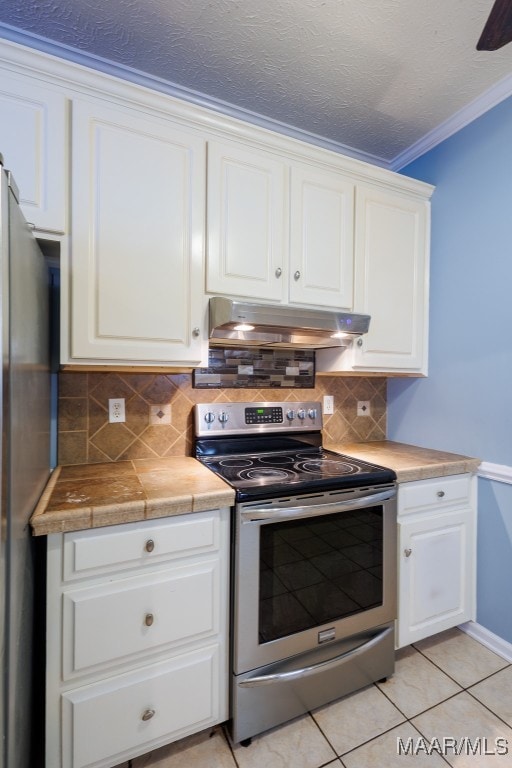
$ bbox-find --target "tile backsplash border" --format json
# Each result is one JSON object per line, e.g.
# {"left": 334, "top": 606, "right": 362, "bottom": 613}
{"left": 193, "top": 347, "right": 315, "bottom": 388}
{"left": 58, "top": 371, "right": 387, "bottom": 465}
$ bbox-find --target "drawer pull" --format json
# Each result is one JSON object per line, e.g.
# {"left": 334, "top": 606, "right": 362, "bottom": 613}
{"left": 436, "top": 490, "right": 445, "bottom": 498}
{"left": 141, "top": 709, "right": 155, "bottom": 722}
{"left": 144, "top": 613, "right": 154, "bottom": 627}
{"left": 404, "top": 548, "right": 412, "bottom": 557}
{"left": 145, "top": 539, "right": 155, "bottom": 553}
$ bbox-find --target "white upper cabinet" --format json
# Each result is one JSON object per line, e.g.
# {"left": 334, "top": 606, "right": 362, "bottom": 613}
{"left": 0, "top": 70, "right": 67, "bottom": 233}
{"left": 206, "top": 139, "right": 287, "bottom": 302}
{"left": 67, "top": 98, "right": 206, "bottom": 365}
{"left": 289, "top": 163, "right": 354, "bottom": 310}
{"left": 351, "top": 185, "right": 429, "bottom": 373}
{"left": 0, "top": 41, "right": 434, "bottom": 372}
{"left": 206, "top": 142, "right": 355, "bottom": 311}
{"left": 317, "top": 183, "right": 430, "bottom": 375}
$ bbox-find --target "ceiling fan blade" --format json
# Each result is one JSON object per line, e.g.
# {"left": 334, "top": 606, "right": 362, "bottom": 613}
{"left": 477, "top": 0, "right": 512, "bottom": 50}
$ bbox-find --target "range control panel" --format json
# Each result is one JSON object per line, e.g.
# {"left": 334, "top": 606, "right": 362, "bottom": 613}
{"left": 245, "top": 406, "right": 283, "bottom": 424}
{"left": 195, "top": 401, "right": 322, "bottom": 437}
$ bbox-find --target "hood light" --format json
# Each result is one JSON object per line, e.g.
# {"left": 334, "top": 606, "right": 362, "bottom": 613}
{"left": 331, "top": 331, "right": 350, "bottom": 339}
{"left": 234, "top": 323, "right": 255, "bottom": 331}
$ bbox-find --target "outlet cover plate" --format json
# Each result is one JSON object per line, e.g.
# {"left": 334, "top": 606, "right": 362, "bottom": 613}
{"left": 108, "top": 398, "right": 126, "bottom": 423}
{"left": 323, "top": 395, "right": 334, "bottom": 415}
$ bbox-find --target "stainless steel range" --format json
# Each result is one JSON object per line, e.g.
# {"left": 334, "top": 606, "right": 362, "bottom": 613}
{"left": 194, "top": 401, "right": 397, "bottom": 744}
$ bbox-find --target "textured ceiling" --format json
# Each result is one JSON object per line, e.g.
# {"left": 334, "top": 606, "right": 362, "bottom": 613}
{"left": 1, "top": 0, "right": 512, "bottom": 166}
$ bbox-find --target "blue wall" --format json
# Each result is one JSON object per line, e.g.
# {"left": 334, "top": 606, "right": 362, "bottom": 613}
{"left": 387, "top": 95, "right": 512, "bottom": 642}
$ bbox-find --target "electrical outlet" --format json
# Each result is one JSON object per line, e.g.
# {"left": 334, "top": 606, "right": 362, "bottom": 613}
{"left": 108, "top": 398, "right": 126, "bottom": 423}
{"left": 357, "top": 400, "right": 371, "bottom": 417}
{"left": 323, "top": 395, "right": 334, "bottom": 415}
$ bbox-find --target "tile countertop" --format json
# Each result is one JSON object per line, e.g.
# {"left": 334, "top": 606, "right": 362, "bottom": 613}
{"left": 31, "top": 441, "right": 481, "bottom": 536}
{"left": 30, "top": 457, "right": 235, "bottom": 536}
{"left": 325, "top": 440, "right": 480, "bottom": 483}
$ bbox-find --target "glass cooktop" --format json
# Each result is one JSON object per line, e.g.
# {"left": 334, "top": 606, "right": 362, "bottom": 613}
{"left": 198, "top": 448, "right": 396, "bottom": 501}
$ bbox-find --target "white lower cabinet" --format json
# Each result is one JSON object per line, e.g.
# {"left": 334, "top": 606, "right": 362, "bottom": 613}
{"left": 396, "top": 474, "right": 476, "bottom": 648}
{"left": 62, "top": 647, "right": 221, "bottom": 768}
{"left": 46, "top": 509, "right": 230, "bottom": 768}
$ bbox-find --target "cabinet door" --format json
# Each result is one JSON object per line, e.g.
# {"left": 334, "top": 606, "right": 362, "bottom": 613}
{"left": 397, "top": 509, "right": 474, "bottom": 647}
{"left": 68, "top": 99, "right": 205, "bottom": 364}
{"left": 289, "top": 163, "right": 354, "bottom": 309}
{"left": 352, "top": 185, "right": 429, "bottom": 373}
{"left": 206, "top": 139, "right": 287, "bottom": 302}
{"left": 0, "top": 71, "right": 67, "bottom": 232}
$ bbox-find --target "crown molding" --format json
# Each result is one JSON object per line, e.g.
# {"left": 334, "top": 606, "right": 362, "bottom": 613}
{"left": 391, "top": 70, "right": 512, "bottom": 171}
{"left": 0, "top": 22, "right": 390, "bottom": 170}
{"left": 3, "top": 21, "right": 510, "bottom": 175}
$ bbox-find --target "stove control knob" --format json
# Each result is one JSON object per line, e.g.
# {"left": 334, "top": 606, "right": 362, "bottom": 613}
{"left": 286, "top": 409, "right": 296, "bottom": 421}
{"left": 218, "top": 411, "right": 229, "bottom": 424}
{"left": 308, "top": 408, "right": 318, "bottom": 420}
{"left": 204, "top": 411, "right": 215, "bottom": 424}
{"left": 297, "top": 409, "right": 306, "bottom": 420}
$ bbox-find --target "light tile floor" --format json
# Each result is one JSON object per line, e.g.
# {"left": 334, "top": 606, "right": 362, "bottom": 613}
{"left": 117, "top": 628, "right": 512, "bottom": 768}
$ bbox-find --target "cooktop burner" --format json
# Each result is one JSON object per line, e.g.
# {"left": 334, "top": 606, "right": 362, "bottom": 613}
{"left": 194, "top": 401, "right": 396, "bottom": 501}
{"left": 206, "top": 449, "right": 366, "bottom": 484}
{"left": 198, "top": 447, "right": 395, "bottom": 500}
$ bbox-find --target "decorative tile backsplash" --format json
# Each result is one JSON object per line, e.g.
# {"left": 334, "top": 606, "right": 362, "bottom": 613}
{"left": 58, "top": 371, "right": 387, "bottom": 465}
{"left": 193, "top": 348, "right": 315, "bottom": 388}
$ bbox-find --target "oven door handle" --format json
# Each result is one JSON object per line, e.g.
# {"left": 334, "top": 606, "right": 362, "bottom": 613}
{"left": 238, "top": 625, "right": 393, "bottom": 687}
{"left": 241, "top": 488, "right": 396, "bottom": 522}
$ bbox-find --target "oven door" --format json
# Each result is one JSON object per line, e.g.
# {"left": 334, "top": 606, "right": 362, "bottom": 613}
{"left": 232, "top": 485, "right": 397, "bottom": 675}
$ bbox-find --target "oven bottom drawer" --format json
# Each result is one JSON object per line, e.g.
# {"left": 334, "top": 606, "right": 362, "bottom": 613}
{"left": 230, "top": 621, "right": 395, "bottom": 744}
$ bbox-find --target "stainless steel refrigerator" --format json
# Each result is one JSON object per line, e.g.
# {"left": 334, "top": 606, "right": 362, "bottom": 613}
{"left": 0, "top": 159, "right": 51, "bottom": 768}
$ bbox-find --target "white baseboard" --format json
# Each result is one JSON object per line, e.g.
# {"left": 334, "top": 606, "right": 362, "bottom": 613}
{"left": 459, "top": 621, "right": 512, "bottom": 663}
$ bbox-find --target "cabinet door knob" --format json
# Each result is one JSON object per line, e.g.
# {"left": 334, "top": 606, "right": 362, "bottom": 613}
{"left": 192, "top": 327, "right": 200, "bottom": 338}
{"left": 294, "top": 270, "right": 301, "bottom": 280}
{"left": 436, "top": 490, "right": 445, "bottom": 498}
{"left": 144, "top": 613, "right": 154, "bottom": 627}
{"left": 404, "top": 548, "right": 412, "bottom": 557}
{"left": 145, "top": 539, "right": 155, "bottom": 553}
{"left": 275, "top": 267, "right": 282, "bottom": 278}
{"left": 141, "top": 709, "right": 155, "bottom": 722}
{"left": 357, "top": 338, "right": 363, "bottom": 347}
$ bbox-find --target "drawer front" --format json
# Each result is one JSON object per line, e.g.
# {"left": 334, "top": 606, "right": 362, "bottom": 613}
{"left": 398, "top": 474, "right": 472, "bottom": 516}
{"left": 62, "top": 646, "right": 222, "bottom": 768}
{"left": 62, "top": 510, "right": 221, "bottom": 580}
{"left": 62, "top": 561, "right": 219, "bottom": 678}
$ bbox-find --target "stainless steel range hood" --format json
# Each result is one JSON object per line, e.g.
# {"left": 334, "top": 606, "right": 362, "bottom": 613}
{"left": 208, "top": 297, "right": 371, "bottom": 349}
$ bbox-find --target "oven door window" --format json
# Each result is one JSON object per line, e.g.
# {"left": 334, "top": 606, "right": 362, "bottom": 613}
{"left": 259, "top": 507, "right": 383, "bottom": 643}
